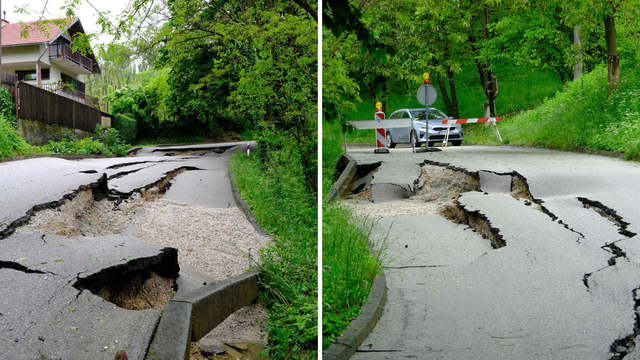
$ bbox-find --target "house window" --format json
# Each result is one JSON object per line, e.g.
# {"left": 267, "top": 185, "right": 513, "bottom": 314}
{"left": 16, "top": 69, "right": 50, "bottom": 81}
{"left": 61, "top": 73, "right": 79, "bottom": 91}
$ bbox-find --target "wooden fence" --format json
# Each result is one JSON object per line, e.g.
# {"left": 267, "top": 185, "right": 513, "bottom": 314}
{"left": 1, "top": 72, "right": 18, "bottom": 83}
{"left": 18, "top": 82, "right": 101, "bottom": 132}
{"left": 0, "top": 72, "right": 18, "bottom": 104}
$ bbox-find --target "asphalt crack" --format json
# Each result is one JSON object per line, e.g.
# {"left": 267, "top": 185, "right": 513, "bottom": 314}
{"left": 0, "top": 261, "right": 52, "bottom": 275}
{"left": 609, "top": 286, "right": 640, "bottom": 359}
{"left": 578, "top": 197, "right": 637, "bottom": 238}
{"left": 440, "top": 198, "right": 506, "bottom": 249}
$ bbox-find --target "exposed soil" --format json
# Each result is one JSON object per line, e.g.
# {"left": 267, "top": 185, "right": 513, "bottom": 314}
{"left": 92, "top": 269, "right": 176, "bottom": 310}
{"left": 415, "top": 164, "right": 480, "bottom": 201}
{"left": 14, "top": 179, "right": 271, "bottom": 348}
{"left": 15, "top": 189, "right": 144, "bottom": 237}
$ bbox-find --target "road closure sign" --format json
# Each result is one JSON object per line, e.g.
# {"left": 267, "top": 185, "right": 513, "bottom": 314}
{"left": 417, "top": 84, "right": 437, "bottom": 106}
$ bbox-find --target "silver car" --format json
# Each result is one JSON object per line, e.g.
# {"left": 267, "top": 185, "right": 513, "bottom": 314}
{"left": 385, "top": 108, "right": 463, "bottom": 148}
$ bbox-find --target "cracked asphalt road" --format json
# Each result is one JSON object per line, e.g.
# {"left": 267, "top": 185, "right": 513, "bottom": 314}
{"left": 0, "top": 141, "right": 253, "bottom": 360}
{"left": 345, "top": 145, "right": 640, "bottom": 359}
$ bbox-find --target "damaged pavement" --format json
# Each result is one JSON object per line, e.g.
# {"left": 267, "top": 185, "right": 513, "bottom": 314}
{"left": 0, "top": 141, "right": 256, "bottom": 359}
{"left": 343, "top": 145, "right": 640, "bottom": 359}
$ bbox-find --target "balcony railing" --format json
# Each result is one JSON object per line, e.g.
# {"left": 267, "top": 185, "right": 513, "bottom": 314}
{"left": 49, "top": 44, "right": 94, "bottom": 72}
{"left": 39, "top": 81, "right": 100, "bottom": 110}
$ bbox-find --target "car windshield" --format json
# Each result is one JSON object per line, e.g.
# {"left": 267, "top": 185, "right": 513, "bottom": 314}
{"left": 410, "top": 109, "right": 447, "bottom": 120}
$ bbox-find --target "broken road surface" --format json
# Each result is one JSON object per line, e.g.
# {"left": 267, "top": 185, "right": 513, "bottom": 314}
{"left": 344, "top": 145, "right": 640, "bottom": 359}
{"left": 0, "top": 141, "right": 265, "bottom": 359}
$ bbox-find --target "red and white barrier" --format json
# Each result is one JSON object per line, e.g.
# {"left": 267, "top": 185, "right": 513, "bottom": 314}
{"left": 375, "top": 109, "right": 386, "bottom": 148}
{"left": 442, "top": 117, "right": 503, "bottom": 145}
{"left": 440, "top": 117, "right": 502, "bottom": 124}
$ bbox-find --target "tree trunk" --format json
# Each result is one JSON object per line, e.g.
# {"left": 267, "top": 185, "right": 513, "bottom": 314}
{"left": 442, "top": 47, "right": 459, "bottom": 119}
{"left": 367, "top": 82, "right": 377, "bottom": 107}
{"left": 446, "top": 67, "right": 459, "bottom": 119}
{"left": 468, "top": 34, "right": 486, "bottom": 95}
{"left": 381, "top": 77, "right": 388, "bottom": 113}
{"left": 574, "top": 26, "right": 583, "bottom": 80}
{"left": 604, "top": 15, "right": 620, "bottom": 92}
{"left": 432, "top": 58, "right": 453, "bottom": 114}
{"left": 437, "top": 79, "right": 452, "bottom": 115}
{"left": 265, "top": 103, "right": 273, "bottom": 123}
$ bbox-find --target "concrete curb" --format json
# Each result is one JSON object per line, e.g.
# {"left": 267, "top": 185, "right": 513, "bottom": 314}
{"left": 322, "top": 273, "right": 387, "bottom": 360}
{"left": 323, "top": 154, "right": 357, "bottom": 203}
{"left": 323, "top": 154, "right": 388, "bottom": 360}
{"left": 0, "top": 153, "right": 117, "bottom": 162}
{"left": 228, "top": 151, "right": 269, "bottom": 237}
{"left": 146, "top": 272, "right": 259, "bottom": 360}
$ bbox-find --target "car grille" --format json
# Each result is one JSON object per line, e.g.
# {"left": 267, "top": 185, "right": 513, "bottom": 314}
{"left": 430, "top": 134, "right": 460, "bottom": 140}
{"left": 433, "top": 127, "right": 458, "bottom": 131}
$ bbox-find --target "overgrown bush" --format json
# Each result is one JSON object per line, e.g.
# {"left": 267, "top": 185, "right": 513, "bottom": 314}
{"left": 113, "top": 113, "right": 137, "bottom": 144}
{"left": 0, "top": 114, "right": 30, "bottom": 158}
{"left": 231, "top": 145, "right": 317, "bottom": 359}
{"left": 0, "top": 88, "right": 17, "bottom": 123}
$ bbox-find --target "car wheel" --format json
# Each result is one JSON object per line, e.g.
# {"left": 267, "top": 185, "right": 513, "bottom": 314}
{"left": 386, "top": 132, "right": 396, "bottom": 148}
{"left": 452, "top": 140, "right": 462, "bottom": 146}
{"left": 411, "top": 131, "right": 421, "bottom": 148}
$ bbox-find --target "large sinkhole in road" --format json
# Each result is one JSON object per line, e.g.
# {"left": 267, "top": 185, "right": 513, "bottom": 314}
{"left": 17, "top": 168, "right": 192, "bottom": 311}
{"left": 21, "top": 167, "right": 192, "bottom": 237}
{"left": 73, "top": 248, "right": 180, "bottom": 311}
{"left": 342, "top": 160, "right": 549, "bottom": 249}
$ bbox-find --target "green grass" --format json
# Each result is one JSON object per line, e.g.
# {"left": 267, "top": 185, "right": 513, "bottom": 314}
{"left": 322, "top": 115, "right": 388, "bottom": 351}
{"left": 465, "top": 61, "right": 640, "bottom": 159}
{"left": 0, "top": 115, "right": 31, "bottom": 158}
{"left": 322, "top": 205, "right": 388, "bottom": 349}
{"left": 341, "top": 62, "right": 564, "bottom": 144}
{"left": 230, "top": 149, "right": 317, "bottom": 359}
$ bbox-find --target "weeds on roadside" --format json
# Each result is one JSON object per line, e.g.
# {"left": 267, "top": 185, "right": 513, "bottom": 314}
{"left": 230, "top": 146, "right": 317, "bottom": 359}
{"left": 465, "top": 61, "right": 640, "bottom": 159}
{"left": 0, "top": 115, "right": 31, "bottom": 158}
{"left": 322, "top": 205, "right": 391, "bottom": 349}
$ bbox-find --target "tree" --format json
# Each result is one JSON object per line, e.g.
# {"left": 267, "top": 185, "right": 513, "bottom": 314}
{"left": 559, "top": 0, "right": 640, "bottom": 92}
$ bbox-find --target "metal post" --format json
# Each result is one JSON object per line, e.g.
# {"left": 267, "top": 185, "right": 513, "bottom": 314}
{"left": 423, "top": 73, "right": 429, "bottom": 151}
{"left": 344, "top": 131, "right": 347, "bottom": 153}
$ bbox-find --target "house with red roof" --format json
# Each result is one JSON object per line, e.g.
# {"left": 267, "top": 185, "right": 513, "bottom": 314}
{"left": 1, "top": 17, "right": 100, "bottom": 98}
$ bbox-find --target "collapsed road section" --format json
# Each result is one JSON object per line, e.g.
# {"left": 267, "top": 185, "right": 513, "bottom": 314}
{"left": 0, "top": 142, "right": 270, "bottom": 359}
{"left": 342, "top": 145, "right": 640, "bottom": 360}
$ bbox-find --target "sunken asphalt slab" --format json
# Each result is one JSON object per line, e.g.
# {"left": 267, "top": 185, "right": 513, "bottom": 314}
{"left": 345, "top": 145, "right": 640, "bottom": 359}
{"left": 0, "top": 232, "right": 171, "bottom": 360}
{"left": 0, "top": 143, "right": 246, "bottom": 359}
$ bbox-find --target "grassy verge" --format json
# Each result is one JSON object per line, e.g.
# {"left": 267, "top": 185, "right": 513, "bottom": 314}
{"left": 230, "top": 150, "right": 317, "bottom": 359}
{"left": 464, "top": 61, "right": 640, "bottom": 159}
{"left": 322, "top": 205, "right": 388, "bottom": 349}
{"left": 321, "top": 118, "right": 387, "bottom": 350}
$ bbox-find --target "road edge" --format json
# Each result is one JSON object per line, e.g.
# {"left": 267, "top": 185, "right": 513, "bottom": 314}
{"left": 323, "top": 272, "right": 387, "bottom": 360}
{"left": 228, "top": 147, "right": 269, "bottom": 237}
{"left": 323, "top": 154, "right": 388, "bottom": 360}
{"left": 323, "top": 153, "right": 357, "bottom": 203}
